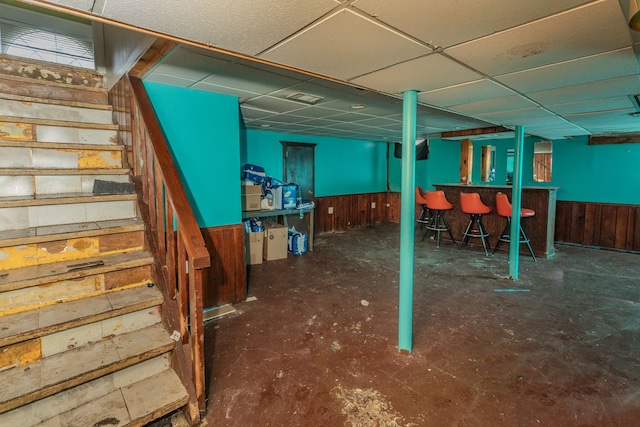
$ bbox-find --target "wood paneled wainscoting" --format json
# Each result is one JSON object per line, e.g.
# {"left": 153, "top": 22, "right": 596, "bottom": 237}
{"left": 555, "top": 201, "right": 640, "bottom": 253}
{"left": 201, "top": 223, "right": 246, "bottom": 307}
{"left": 314, "top": 192, "right": 401, "bottom": 233}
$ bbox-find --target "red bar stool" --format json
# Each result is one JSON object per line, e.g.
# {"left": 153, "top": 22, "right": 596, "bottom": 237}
{"left": 415, "top": 187, "right": 429, "bottom": 229}
{"left": 424, "top": 190, "right": 456, "bottom": 247}
{"left": 492, "top": 192, "right": 537, "bottom": 261}
{"left": 459, "top": 192, "right": 492, "bottom": 255}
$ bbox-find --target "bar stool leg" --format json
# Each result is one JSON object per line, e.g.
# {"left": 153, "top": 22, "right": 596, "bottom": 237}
{"left": 458, "top": 215, "right": 474, "bottom": 250}
{"left": 520, "top": 225, "right": 537, "bottom": 262}
{"left": 476, "top": 215, "right": 490, "bottom": 256}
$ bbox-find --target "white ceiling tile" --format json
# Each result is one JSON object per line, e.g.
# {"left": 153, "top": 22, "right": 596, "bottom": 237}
{"left": 418, "top": 79, "right": 516, "bottom": 108}
{"left": 144, "top": 74, "right": 197, "bottom": 88}
{"left": 353, "top": 0, "right": 594, "bottom": 49}
{"left": 201, "top": 64, "right": 301, "bottom": 96}
{"left": 151, "top": 46, "right": 230, "bottom": 82}
{"left": 351, "top": 53, "right": 483, "bottom": 94}
{"left": 240, "top": 106, "right": 277, "bottom": 121}
{"left": 496, "top": 47, "right": 640, "bottom": 93}
{"left": 243, "top": 96, "right": 308, "bottom": 114}
{"left": 527, "top": 75, "right": 640, "bottom": 105}
{"left": 47, "top": 0, "right": 94, "bottom": 10}
{"left": 547, "top": 97, "right": 635, "bottom": 115}
{"left": 100, "top": 0, "right": 338, "bottom": 56}
{"left": 191, "top": 81, "right": 258, "bottom": 99}
{"left": 451, "top": 95, "right": 538, "bottom": 116}
{"left": 476, "top": 107, "right": 568, "bottom": 127}
{"left": 446, "top": 0, "right": 632, "bottom": 76}
{"left": 564, "top": 108, "right": 639, "bottom": 129}
{"left": 259, "top": 9, "right": 431, "bottom": 81}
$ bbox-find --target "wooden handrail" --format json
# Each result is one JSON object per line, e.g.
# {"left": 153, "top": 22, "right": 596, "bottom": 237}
{"left": 128, "top": 76, "right": 210, "bottom": 268}
{"left": 122, "top": 75, "right": 210, "bottom": 422}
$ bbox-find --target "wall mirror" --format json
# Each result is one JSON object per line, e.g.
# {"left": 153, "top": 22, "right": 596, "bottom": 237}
{"left": 506, "top": 149, "right": 514, "bottom": 185}
{"left": 533, "top": 141, "right": 552, "bottom": 182}
{"left": 481, "top": 145, "right": 496, "bottom": 182}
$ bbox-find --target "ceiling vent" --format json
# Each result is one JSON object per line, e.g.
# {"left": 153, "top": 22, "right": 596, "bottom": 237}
{"left": 287, "top": 92, "right": 324, "bottom": 105}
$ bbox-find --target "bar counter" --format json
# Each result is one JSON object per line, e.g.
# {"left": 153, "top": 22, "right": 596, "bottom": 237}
{"left": 433, "top": 184, "right": 558, "bottom": 257}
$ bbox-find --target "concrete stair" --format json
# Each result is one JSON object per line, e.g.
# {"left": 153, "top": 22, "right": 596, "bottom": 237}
{"left": 0, "top": 55, "right": 189, "bottom": 426}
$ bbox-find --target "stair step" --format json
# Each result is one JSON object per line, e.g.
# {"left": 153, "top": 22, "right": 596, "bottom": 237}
{"left": 0, "top": 140, "right": 125, "bottom": 152}
{"left": 0, "top": 173, "right": 131, "bottom": 199}
{"left": 0, "top": 54, "right": 106, "bottom": 89}
{"left": 0, "top": 284, "right": 163, "bottom": 348}
{"left": 0, "top": 116, "right": 118, "bottom": 130}
{"left": 0, "top": 73, "right": 108, "bottom": 106}
{"left": 0, "top": 220, "right": 145, "bottom": 270}
{"left": 0, "top": 99, "right": 113, "bottom": 125}
{"left": 0, "top": 192, "right": 135, "bottom": 208}
{"left": 0, "top": 197, "right": 138, "bottom": 233}
{"left": 0, "top": 322, "right": 174, "bottom": 414}
{"left": 0, "top": 355, "right": 174, "bottom": 426}
{"left": 0, "top": 91, "right": 112, "bottom": 111}
{"left": 0, "top": 119, "right": 118, "bottom": 145}
{"left": 0, "top": 251, "right": 153, "bottom": 293}
{"left": 0, "top": 218, "right": 143, "bottom": 247}
{"left": 0, "top": 168, "right": 128, "bottom": 176}
{"left": 0, "top": 146, "right": 123, "bottom": 171}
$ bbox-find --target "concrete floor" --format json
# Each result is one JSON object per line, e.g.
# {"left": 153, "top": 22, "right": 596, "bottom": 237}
{"left": 204, "top": 222, "right": 640, "bottom": 426}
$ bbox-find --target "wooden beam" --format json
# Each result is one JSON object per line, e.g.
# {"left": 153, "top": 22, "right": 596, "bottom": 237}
{"left": 442, "top": 126, "right": 511, "bottom": 139}
{"left": 588, "top": 133, "right": 640, "bottom": 145}
{"left": 129, "top": 39, "right": 178, "bottom": 78}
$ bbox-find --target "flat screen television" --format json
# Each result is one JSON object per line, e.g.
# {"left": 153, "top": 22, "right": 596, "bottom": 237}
{"left": 394, "top": 139, "right": 429, "bottom": 160}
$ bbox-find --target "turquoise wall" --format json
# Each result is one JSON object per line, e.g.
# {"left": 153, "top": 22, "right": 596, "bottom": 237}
{"left": 243, "top": 130, "right": 388, "bottom": 197}
{"left": 553, "top": 136, "right": 640, "bottom": 204}
{"left": 411, "top": 135, "right": 640, "bottom": 205}
{"left": 144, "top": 82, "right": 241, "bottom": 227}
{"left": 144, "top": 79, "right": 640, "bottom": 225}
{"left": 388, "top": 139, "right": 460, "bottom": 192}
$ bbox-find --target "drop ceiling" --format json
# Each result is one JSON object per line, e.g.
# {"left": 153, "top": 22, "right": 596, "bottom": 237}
{"left": 25, "top": 0, "right": 640, "bottom": 142}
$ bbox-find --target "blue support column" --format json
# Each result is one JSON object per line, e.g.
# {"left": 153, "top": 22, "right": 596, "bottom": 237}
{"left": 509, "top": 125, "right": 525, "bottom": 279}
{"left": 398, "top": 90, "right": 417, "bottom": 353}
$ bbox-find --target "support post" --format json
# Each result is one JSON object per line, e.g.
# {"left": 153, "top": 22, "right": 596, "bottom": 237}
{"left": 509, "top": 125, "right": 525, "bottom": 279}
{"left": 398, "top": 90, "right": 417, "bottom": 353}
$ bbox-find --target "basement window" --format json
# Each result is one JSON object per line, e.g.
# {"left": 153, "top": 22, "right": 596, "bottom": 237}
{"left": 1, "top": 22, "right": 94, "bottom": 69}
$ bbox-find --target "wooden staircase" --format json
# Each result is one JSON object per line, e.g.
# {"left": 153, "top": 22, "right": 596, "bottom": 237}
{"left": 0, "top": 55, "right": 190, "bottom": 426}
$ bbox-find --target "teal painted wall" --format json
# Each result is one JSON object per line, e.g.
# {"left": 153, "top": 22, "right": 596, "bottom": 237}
{"left": 412, "top": 135, "right": 640, "bottom": 205}
{"left": 388, "top": 139, "right": 460, "bottom": 192}
{"left": 243, "top": 130, "right": 388, "bottom": 197}
{"left": 144, "top": 82, "right": 241, "bottom": 227}
{"left": 553, "top": 136, "right": 640, "bottom": 204}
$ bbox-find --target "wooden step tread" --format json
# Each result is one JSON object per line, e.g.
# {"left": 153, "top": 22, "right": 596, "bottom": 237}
{"left": 0, "top": 323, "right": 174, "bottom": 414}
{"left": 35, "top": 369, "right": 189, "bottom": 427}
{"left": 0, "top": 218, "right": 144, "bottom": 248}
{"left": 0, "top": 251, "right": 154, "bottom": 293}
{"left": 0, "top": 192, "right": 136, "bottom": 208}
{"left": 0, "top": 140, "right": 125, "bottom": 152}
{"left": 0, "top": 168, "right": 129, "bottom": 176}
{"left": 0, "top": 92, "right": 113, "bottom": 111}
{"left": 0, "top": 116, "right": 118, "bottom": 130}
{"left": 0, "top": 55, "right": 106, "bottom": 90}
{"left": 0, "top": 284, "right": 163, "bottom": 347}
